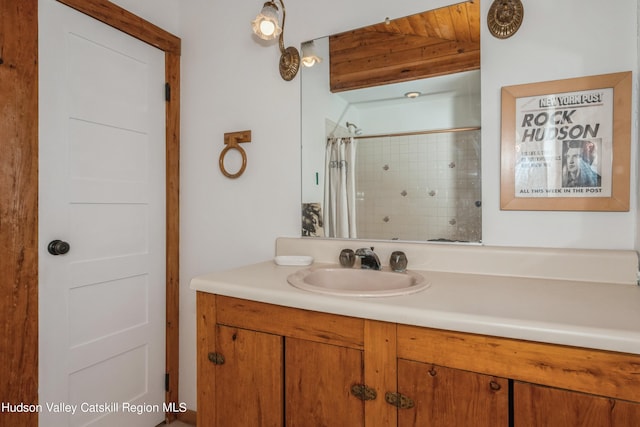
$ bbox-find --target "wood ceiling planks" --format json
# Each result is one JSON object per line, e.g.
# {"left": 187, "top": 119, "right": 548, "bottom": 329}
{"left": 329, "top": 1, "right": 480, "bottom": 92}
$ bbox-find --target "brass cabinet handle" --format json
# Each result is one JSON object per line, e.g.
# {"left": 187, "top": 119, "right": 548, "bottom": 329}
{"left": 350, "top": 384, "right": 377, "bottom": 401}
{"left": 207, "top": 352, "right": 225, "bottom": 365}
{"left": 385, "top": 392, "right": 415, "bottom": 409}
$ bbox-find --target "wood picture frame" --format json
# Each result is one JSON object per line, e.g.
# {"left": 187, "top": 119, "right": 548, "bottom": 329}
{"left": 500, "top": 71, "right": 632, "bottom": 211}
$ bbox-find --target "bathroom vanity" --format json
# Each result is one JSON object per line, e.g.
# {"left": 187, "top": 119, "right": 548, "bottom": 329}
{"left": 192, "top": 238, "right": 640, "bottom": 426}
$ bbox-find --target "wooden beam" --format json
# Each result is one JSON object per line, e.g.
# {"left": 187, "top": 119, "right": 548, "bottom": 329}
{"left": 331, "top": 49, "right": 480, "bottom": 92}
{"left": 0, "top": 0, "right": 39, "bottom": 425}
{"left": 329, "top": 1, "right": 480, "bottom": 92}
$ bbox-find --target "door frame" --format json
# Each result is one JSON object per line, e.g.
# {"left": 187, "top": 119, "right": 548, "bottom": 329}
{"left": 54, "top": 0, "right": 183, "bottom": 421}
{"left": 0, "top": 1, "right": 181, "bottom": 425}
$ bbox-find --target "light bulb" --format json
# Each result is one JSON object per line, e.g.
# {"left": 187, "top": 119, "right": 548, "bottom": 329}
{"left": 251, "top": 2, "right": 281, "bottom": 40}
{"left": 302, "top": 56, "right": 320, "bottom": 67}
{"left": 301, "top": 41, "right": 322, "bottom": 68}
{"left": 259, "top": 20, "right": 276, "bottom": 36}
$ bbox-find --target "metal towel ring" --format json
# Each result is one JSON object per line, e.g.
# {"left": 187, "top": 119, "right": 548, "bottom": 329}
{"left": 219, "top": 130, "right": 251, "bottom": 179}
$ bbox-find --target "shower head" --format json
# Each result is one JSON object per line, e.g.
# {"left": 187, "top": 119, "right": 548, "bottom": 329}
{"left": 346, "top": 122, "right": 363, "bottom": 135}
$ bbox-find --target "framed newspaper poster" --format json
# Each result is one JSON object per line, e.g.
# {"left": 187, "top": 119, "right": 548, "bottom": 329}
{"left": 500, "top": 72, "right": 631, "bottom": 211}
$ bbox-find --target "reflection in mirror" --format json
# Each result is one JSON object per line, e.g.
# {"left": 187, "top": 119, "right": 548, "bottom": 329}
{"left": 301, "top": 2, "right": 481, "bottom": 243}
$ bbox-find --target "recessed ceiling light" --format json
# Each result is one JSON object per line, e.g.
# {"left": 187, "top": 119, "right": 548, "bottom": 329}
{"left": 404, "top": 91, "right": 421, "bottom": 99}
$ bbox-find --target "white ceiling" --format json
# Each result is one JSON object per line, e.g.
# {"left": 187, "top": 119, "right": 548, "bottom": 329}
{"left": 336, "top": 69, "right": 481, "bottom": 108}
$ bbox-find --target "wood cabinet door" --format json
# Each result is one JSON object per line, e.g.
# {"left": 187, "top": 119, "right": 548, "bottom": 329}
{"left": 285, "top": 337, "right": 365, "bottom": 427}
{"left": 397, "top": 359, "right": 509, "bottom": 427}
{"left": 514, "top": 381, "right": 640, "bottom": 426}
{"left": 215, "top": 325, "right": 283, "bottom": 427}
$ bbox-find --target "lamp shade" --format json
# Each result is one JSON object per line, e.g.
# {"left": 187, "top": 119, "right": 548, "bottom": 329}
{"left": 301, "top": 41, "right": 322, "bottom": 67}
{"left": 252, "top": 2, "right": 281, "bottom": 40}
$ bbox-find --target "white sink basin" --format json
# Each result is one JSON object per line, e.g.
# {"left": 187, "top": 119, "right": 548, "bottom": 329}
{"left": 287, "top": 266, "right": 429, "bottom": 297}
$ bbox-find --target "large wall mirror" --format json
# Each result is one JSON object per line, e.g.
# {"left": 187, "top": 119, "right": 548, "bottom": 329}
{"left": 301, "top": 1, "right": 481, "bottom": 243}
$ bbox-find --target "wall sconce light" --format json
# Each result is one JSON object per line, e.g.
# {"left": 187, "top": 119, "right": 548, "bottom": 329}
{"left": 487, "top": 0, "right": 524, "bottom": 39}
{"left": 301, "top": 41, "right": 322, "bottom": 68}
{"left": 252, "top": 0, "right": 300, "bottom": 81}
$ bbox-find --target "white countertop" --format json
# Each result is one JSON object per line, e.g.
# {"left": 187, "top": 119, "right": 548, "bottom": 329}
{"left": 190, "top": 259, "right": 640, "bottom": 355}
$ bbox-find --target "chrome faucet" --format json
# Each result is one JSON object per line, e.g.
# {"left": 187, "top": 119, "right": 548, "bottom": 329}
{"left": 355, "top": 247, "right": 382, "bottom": 270}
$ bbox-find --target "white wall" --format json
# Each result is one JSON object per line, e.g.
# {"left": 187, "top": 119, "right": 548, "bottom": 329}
{"left": 109, "top": 0, "right": 639, "bottom": 412}
{"left": 481, "top": 1, "right": 638, "bottom": 249}
{"left": 178, "top": 0, "right": 303, "bottom": 410}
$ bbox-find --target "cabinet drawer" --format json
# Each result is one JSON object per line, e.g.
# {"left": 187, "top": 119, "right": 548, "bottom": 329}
{"left": 397, "top": 324, "right": 640, "bottom": 403}
{"left": 216, "top": 295, "right": 365, "bottom": 349}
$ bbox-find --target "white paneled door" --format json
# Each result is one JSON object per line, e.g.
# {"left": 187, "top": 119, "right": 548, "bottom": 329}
{"left": 39, "top": 0, "right": 166, "bottom": 425}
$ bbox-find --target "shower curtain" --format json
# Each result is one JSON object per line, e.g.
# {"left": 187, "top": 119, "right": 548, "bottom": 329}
{"left": 323, "top": 137, "right": 358, "bottom": 238}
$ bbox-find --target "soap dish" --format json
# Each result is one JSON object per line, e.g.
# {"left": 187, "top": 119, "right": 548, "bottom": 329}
{"left": 274, "top": 255, "right": 314, "bottom": 266}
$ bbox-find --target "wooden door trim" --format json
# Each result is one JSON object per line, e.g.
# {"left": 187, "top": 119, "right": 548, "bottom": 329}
{"left": 0, "top": 2, "right": 39, "bottom": 426}
{"left": 55, "top": 0, "right": 181, "bottom": 55}
{"left": 53, "top": 1, "right": 183, "bottom": 421}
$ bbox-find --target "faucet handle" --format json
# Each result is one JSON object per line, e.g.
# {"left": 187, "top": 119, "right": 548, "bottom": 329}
{"left": 390, "top": 251, "right": 408, "bottom": 272}
{"left": 339, "top": 249, "right": 355, "bottom": 268}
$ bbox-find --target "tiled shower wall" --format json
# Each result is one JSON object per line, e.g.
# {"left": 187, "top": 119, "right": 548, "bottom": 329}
{"left": 355, "top": 130, "right": 481, "bottom": 242}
